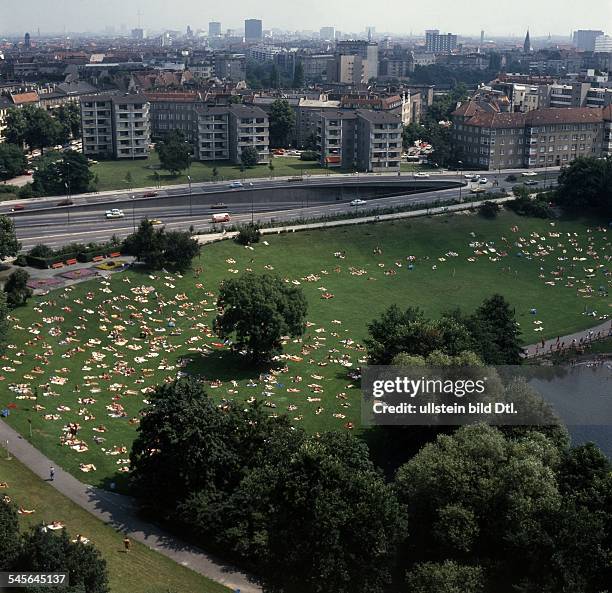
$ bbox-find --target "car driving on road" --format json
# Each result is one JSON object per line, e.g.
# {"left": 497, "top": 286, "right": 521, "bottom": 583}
{"left": 105, "top": 209, "right": 124, "bottom": 219}
{"left": 413, "top": 172, "right": 430, "bottom": 178}
{"left": 350, "top": 199, "right": 367, "bottom": 206}
{"left": 228, "top": 181, "right": 243, "bottom": 188}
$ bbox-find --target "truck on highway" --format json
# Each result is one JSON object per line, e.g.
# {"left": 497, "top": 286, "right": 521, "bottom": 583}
{"left": 211, "top": 213, "right": 231, "bottom": 223}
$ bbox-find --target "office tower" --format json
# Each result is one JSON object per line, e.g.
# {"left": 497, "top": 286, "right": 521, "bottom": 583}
{"left": 209, "top": 21, "right": 221, "bottom": 37}
{"left": 245, "top": 19, "right": 263, "bottom": 42}
{"left": 425, "top": 30, "right": 457, "bottom": 53}
{"left": 573, "top": 29, "right": 605, "bottom": 51}
{"left": 320, "top": 26, "right": 335, "bottom": 41}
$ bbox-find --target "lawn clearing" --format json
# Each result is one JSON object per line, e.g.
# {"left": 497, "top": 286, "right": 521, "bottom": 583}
{"left": 1, "top": 211, "right": 609, "bottom": 488}
{"left": 0, "top": 455, "right": 230, "bottom": 593}
{"left": 91, "top": 154, "right": 326, "bottom": 192}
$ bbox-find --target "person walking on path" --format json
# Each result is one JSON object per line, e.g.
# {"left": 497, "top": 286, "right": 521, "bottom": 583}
{"left": 49, "top": 466, "right": 55, "bottom": 481}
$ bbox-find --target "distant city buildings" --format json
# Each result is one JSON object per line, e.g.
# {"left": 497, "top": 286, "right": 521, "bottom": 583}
{"left": 244, "top": 19, "right": 263, "bottom": 42}
{"left": 319, "top": 27, "right": 335, "bottom": 41}
{"left": 425, "top": 30, "right": 457, "bottom": 54}
{"left": 208, "top": 22, "right": 222, "bottom": 38}
{"left": 594, "top": 35, "right": 612, "bottom": 53}
{"left": 573, "top": 29, "right": 605, "bottom": 51}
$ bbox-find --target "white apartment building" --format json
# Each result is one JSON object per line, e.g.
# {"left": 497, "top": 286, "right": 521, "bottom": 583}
{"left": 81, "top": 94, "right": 150, "bottom": 159}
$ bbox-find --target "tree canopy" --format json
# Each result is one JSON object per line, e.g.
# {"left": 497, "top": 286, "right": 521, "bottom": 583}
{"left": 6, "top": 105, "right": 65, "bottom": 153}
{"left": 0, "top": 215, "right": 21, "bottom": 261}
{"left": 556, "top": 156, "right": 612, "bottom": 216}
{"left": 269, "top": 99, "right": 295, "bottom": 148}
{"left": 240, "top": 145, "right": 260, "bottom": 167}
{"left": 156, "top": 130, "right": 192, "bottom": 175}
{"left": 215, "top": 272, "right": 307, "bottom": 361}
{"left": 32, "top": 150, "right": 94, "bottom": 196}
{"left": 122, "top": 220, "right": 200, "bottom": 271}
{"left": 0, "top": 144, "right": 27, "bottom": 181}
{"left": 4, "top": 268, "right": 32, "bottom": 308}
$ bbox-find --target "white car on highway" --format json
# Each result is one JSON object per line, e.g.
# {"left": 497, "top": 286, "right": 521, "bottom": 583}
{"left": 350, "top": 199, "right": 367, "bottom": 206}
{"left": 413, "top": 172, "right": 430, "bottom": 178}
{"left": 105, "top": 209, "right": 125, "bottom": 219}
{"left": 228, "top": 181, "right": 243, "bottom": 188}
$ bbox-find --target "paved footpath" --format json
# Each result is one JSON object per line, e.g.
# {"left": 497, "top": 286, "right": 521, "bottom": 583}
{"left": 524, "top": 318, "right": 612, "bottom": 357}
{"left": 0, "top": 421, "right": 261, "bottom": 593}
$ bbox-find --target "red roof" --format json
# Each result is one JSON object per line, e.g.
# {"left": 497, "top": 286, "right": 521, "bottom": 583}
{"left": 11, "top": 92, "right": 39, "bottom": 105}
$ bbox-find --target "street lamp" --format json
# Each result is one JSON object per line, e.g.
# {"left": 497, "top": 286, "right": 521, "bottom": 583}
{"left": 187, "top": 175, "right": 193, "bottom": 217}
{"left": 64, "top": 181, "right": 71, "bottom": 224}
{"left": 131, "top": 195, "right": 136, "bottom": 232}
{"left": 458, "top": 160, "right": 463, "bottom": 201}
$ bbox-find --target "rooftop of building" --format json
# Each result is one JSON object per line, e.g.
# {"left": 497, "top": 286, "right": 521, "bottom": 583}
{"left": 355, "top": 109, "right": 402, "bottom": 124}
{"left": 228, "top": 104, "right": 268, "bottom": 118}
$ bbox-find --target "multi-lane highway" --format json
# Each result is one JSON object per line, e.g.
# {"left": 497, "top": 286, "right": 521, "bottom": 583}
{"left": 4, "top": 170, "right": 558, "bottom": 249}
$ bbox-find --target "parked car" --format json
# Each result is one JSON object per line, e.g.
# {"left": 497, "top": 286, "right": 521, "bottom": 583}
{"left": 413, "top": 172, "right": 430, "bottom": 178}
{"left": 350, "top": 199, "right": 367, "bottom": 206}
{"left": 142, "top": 191, "right": 158, "bottom": 198}
{"left": 479, "top": 177, "right": 488, "bottom": 184}
{"left": 228, "top": 181, "right": 243, "bottom": 188}
{"left": 469, "top": 174, "right": 481, "bottom": 181}
{"left": 105, "top": 209, "right": 124, "bottom": 219}
{"left": 470, "top": 187, "right": 486, "bottom": 194}
{"left": 524, "top": 180, "right": 539, "bottom": 186}
{"left": 522, "top": 171, "right": 537, "bottom": 177}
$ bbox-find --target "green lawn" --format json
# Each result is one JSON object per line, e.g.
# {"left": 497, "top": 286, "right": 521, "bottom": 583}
{"left": 0, "top": 455, "right": 230, "bottom": 593}
{"left": 92, "top": 154, "right": 326, "bottom": 192}
{"left": 91, "top": 154, "right": 431, "bottom": 192}
{"left": 2, "top": 211, "right": 610, "bottom": 488}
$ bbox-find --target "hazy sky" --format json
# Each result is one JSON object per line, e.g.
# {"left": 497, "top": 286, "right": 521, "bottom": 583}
{"left": 1, "top": 0, "right": 610, "bottom": 37}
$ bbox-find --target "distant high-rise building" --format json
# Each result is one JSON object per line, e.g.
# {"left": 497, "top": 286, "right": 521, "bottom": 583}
{"left": 573, "top": 29, "right": 605, "bottom": 51}
{"left": 523, "top": 30, "right": 532, "bottom": 53}
{"left": 208, "top": 21, "right": 221, "bottom": 37}
{"left": 320, "top": 26, "right": 335, "bottom": 41}
{"left": 425, "top": 30, "right": 457, "bottom": 53}
{"left": 245, "top": 19, "right": 263, "bottom": 42}
{"left": 480, "top": 30, "right": 485, "bottom": 48}
{"left": 131, "top": 28, "right": 145, "bottom": 40}
{"left": 336, "top": 39, "right": 379, "bottom": 80}
{"left": 366, "top": 26, "right": 375, "bottom": 41}
{"left": 594, "top": 34, "right": 612, "bottom": 53}
{"left": 24, "top": 32, "right": 31, "bottom": 49}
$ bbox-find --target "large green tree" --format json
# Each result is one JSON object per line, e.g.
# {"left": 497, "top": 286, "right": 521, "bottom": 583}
{"left": 394, "top": 424, "right": 601, "bottom": 592}
{"left": 130, "top": 378, "right": 294, "bottom": 516}
{"left": 216, "top": 273, "right": 307, "bottom": 361}
{"left": 0, "top": 215, "right": 21, "bottom": 261}
{"left": 556, "top": 156, "right": 612, "bottom": 216}
{"left": 156, "top": 130, "right": 191, "bottom": 175}
{"left": 268, "top": 99, "right": 295, "bottom": 148}
{"left": 22, "top": 106, "right": 63, "bottom": 153}
{"left": 122, "top": 221, "right": 200, "bottom": 271}
{"left": 240, "top": 145, "right": 260, "bottom": 167}
{"left": 292, "top": 62, "right": 305, "bottom": 88}
{"left": 0, "top": 499, "right": 21, "bottom": 570}
{"left": 18, "top": 526, "right": 109, "bottom": 593}
{"left": 365, "top": 305, "right": 472, "bottom": 364}
{"left": 56, "top": 102, "right": 82, "bottom": 140}
{"left": 0, "top": 143, "right": 27, "bottom": 180}
{"left": 221, "top": 432, "right": 404, "bottom": 593}
{"left": 4, "top": 268, "right": 32, "bottom": 308}
{"left": 32, "top": 150, "right": 93, "bottom": 196}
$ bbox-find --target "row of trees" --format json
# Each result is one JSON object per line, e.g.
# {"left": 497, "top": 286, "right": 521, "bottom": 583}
{"left": 129, "top": 376, "right": 612, "bottom": 593}
{"left": 122, "top": 219, "right": 200, "bottom": 271}
{"left": 0, "top": 500, "right": 109, "bottom": 593}
{"left": 5, "top": 103, "right": 80, "bottom": 154}
{"left": 366, "top": 294, "right": 522, "bottom": 366}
